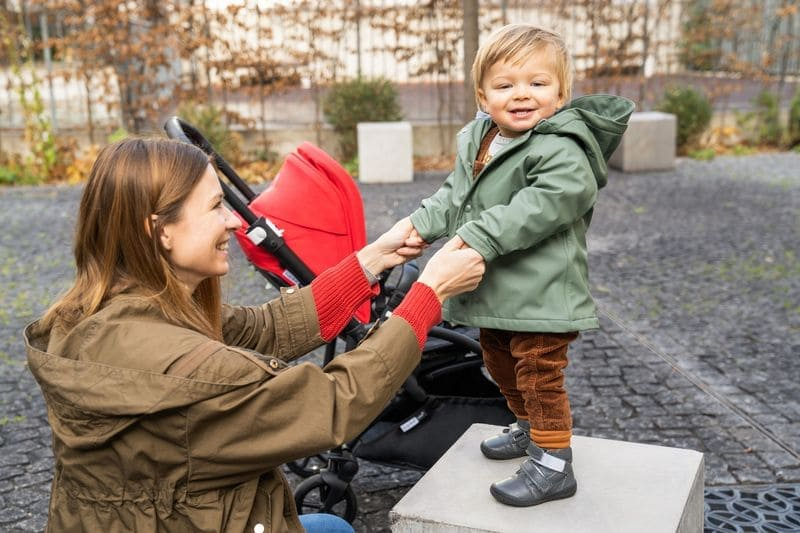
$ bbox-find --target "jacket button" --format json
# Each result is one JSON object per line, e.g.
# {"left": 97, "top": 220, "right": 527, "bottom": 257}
{"left": 465, "top": 204, "right": 472, "bottom": 211}
{"left": 286, "top": 288, "right": 295, "bottom": 294}
{"left": 269, "top": 359, "right": 280, "bottom": 369}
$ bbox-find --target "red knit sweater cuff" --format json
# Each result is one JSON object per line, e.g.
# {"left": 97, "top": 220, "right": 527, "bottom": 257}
{"left": 311, "top": 253, "right": 376, "bottom": 341}
{"left": 392, "top": 283, "right": 442, "bottom": 349}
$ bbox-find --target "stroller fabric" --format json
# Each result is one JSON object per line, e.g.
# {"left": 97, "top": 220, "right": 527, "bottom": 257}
{"left": 233, "top": 143, "right": 370, "bottom": 323}
{"left": 354, "top": 360, "right": 514, "bottom": 470}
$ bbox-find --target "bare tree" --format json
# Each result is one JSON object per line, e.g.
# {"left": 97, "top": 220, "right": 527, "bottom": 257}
{"left": 41, "top": 0, "right": 181, "bottom": 133}
{"left": 463, "top": 0, "right": 479, "bottom": 121}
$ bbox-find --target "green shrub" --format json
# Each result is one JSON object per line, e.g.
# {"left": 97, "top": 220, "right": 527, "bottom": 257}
{"left": 0, "top": 153, "right": 39, "bottom": 185}
{"left": 655, "top": 86, "right": 712, "bottom": 153}
{"left": 0, "top": 165, "right": 24, "bottom": 184}
{"left": 736, "top": 90, "right": 781, "bottom": 147}
{"left": 789, "top": 89, "right": 800, "bottom": 148}
{"left": 323, "top": 78, "right": 402, "bottom": 162}
{"left": 688, "top": 147, "right": 716, "bottom": 161}
{"left": 176, "top": 101, "right": 242, "bottom": 163}
{"left": 343, "top": 157, "right": 358, "bottom": 177}
{"left": 730, "top": 144, "right": 757, "bottom": 156}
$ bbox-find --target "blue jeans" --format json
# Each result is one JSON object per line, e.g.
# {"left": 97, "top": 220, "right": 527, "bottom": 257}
{"left": 299, "top": 513, "right": 355, "bottom": 533}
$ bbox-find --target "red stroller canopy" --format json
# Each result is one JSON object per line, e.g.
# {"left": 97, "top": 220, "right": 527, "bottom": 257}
{"left": 233, "top": 143, "right": 371, "bottom": 323}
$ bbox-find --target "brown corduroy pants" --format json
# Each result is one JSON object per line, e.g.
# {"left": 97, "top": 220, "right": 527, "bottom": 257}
{"left": 480, "top": 329, "right": 578, "bottom": 449}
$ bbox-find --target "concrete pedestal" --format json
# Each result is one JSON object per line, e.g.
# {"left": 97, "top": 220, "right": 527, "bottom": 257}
{"left": 357, "top": 121, "right": 414, "bottom": 182}
{"left": 390, "top": 423, "right": 704, "bottom": 533}
{"left": 609, "top": 111, "right": 677, "bottom": 172}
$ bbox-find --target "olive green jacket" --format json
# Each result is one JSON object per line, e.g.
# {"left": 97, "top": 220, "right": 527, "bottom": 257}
{"left": 410, "top": 95, "right": 635, "bottom": 332}
{"left": 25, "top": 286, "right": 420, "bottom": 532}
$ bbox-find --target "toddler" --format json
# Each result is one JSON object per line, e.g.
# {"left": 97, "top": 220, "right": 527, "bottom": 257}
{"left": 403, "top": 24, "right": 634, "bottom": 506}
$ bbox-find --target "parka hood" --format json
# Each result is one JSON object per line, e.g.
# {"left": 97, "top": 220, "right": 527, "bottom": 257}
{"left": 535, "top": 94, "right": 635, "bottom": 188}
{"left": 23, "top": 307, "right": 235, "bottom": 450}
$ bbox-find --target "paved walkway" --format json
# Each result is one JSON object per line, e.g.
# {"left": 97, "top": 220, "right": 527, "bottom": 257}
{"left": 0, "top": 153, "right": 798, "bottom": 531}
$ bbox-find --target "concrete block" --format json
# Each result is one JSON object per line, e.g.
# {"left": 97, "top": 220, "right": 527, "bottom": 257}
{"left": 609, "top": 111, "right": 677, "bottom": 172}
{"left": 390, "top": 423, "right": 704, "bottom": 533}
{"left": 358, "top": 121, "right": 414, "bottom": 183}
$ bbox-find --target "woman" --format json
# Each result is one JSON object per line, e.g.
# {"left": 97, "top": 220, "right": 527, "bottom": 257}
{"left": 24, "top": 138, "right": 485, "bottom": 532}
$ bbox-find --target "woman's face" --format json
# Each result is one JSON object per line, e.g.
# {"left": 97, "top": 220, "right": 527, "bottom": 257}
{"left": 160, "top": 164, "right": 242, "bottom": 292}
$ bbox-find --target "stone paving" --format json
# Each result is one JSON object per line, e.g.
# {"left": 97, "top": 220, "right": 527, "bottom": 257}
{"left": 0, "top": 153, "right": 798, "bottom": 531}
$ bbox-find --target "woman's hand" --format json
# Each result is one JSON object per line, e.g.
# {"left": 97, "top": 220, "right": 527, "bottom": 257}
{"left": 356, "top": 217, "right": 427, "bottom": 278}
{"left": 418, "top": 236, "right": 485, "bottom": 302}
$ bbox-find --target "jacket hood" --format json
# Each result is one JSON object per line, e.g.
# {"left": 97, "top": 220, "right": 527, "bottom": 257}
{"left": 535, "top": 94, "right": 635, "bottom": 188}
{"left": 24, "top": 317, "right": 236, "bottom": 450}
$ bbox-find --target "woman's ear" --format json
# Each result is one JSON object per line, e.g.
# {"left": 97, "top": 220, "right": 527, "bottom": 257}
{"left": 159, "top": 226, "right": 173, "bottom": 252}
{"left": 147, "top": 214, "right": 172, "bottom": 251}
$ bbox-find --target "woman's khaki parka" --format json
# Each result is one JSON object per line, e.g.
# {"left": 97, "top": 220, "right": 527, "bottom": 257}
{"left": 24, "top": 285, "right": 421, "bottom": 532}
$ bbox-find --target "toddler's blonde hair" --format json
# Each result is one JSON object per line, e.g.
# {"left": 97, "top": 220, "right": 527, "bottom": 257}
{"left": 471, "top": 24, "right": 574, "bottom": 109}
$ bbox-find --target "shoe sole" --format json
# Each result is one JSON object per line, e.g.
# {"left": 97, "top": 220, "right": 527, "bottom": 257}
{"left": 489, "top": 483, "right": 577, "bottom": 507}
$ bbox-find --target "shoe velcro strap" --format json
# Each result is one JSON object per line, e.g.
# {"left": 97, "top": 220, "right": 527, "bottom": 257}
{"left": 528, "top": 447, "right": 566, "bottom": 473}
{"left": 510, "top": 427, "right": 529, "bottom": 447}
{"left": 520, "top": 460, "right": 553, "bottom": 494}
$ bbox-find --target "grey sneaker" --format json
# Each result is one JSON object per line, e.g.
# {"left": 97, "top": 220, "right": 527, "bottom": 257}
{"left": 480, "top": 419, "right": 531, "bottom": 460}
{"left": 489, "top": 444, "right": 576, "bottom": 507}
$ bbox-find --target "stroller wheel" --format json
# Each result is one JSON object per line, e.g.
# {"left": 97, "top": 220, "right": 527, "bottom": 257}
{"left": 294, "top": 473, "right": 358, "bottom": 524}
{"left": 286, "top": 454, "right": 328, "bottom": 478}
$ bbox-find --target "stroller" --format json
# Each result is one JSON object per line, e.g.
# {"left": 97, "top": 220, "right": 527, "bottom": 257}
{"left": 164, "top": 117, "right": 514, "bottom": 522}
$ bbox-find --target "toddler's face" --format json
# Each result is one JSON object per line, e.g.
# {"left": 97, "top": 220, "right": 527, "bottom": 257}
{"left": 477, "top": 48, "right": 564, "bottom": 138}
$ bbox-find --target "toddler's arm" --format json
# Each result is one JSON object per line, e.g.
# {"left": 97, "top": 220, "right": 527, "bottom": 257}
{"left": 409, "top": 171, "right": 457, "bottom": 243}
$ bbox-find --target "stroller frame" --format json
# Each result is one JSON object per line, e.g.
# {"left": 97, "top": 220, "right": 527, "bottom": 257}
{"left": 164, "top": 117, "right": 510, "bottom": 522}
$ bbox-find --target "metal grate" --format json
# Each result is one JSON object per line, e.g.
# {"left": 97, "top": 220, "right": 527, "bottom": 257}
{"left": 705, "top": 485, "right": 800, "bottom": 532}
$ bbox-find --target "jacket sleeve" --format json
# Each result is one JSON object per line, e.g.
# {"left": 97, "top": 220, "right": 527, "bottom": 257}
{"left": 221, "top": 254, "right": 375, "bottom": 361}
{"left": 183, "top": 315, "right": 422, "bottom": 491}
{"left": 456, "top": 138, "right": 597, "bottom": 262}
{"left": 221, "top": 286, "right": 325, "bottom": 362}
{"left": 409, "top": 170, "right": 456, "bottom": 243}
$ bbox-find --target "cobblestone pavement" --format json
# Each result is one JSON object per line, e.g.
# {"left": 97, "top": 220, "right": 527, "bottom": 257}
{"left": 0, "top": 153, "right": 798, "bottom": 531}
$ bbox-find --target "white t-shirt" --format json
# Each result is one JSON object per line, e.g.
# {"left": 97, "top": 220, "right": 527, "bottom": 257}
{"left": 488, "top": 133, "right": 514, "bottom": 158}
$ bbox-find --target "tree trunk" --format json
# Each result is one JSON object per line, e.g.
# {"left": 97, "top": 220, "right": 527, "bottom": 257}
{"left": 776, "top": 1, "right": 794, "bottom": 110}
{"left": 202, "top": 0, "right": 213, "bottom": 104}
{"left": 40, "top": 10, "right": 58, "bottom": 131}
{"left": 256, "top": 4, "right": 268, "bottom": 149}
{"left": 462, "top": 0, "right": 479, "bottom": 122}
{"left": 638, "top": 0, "right": 651, "bottom": 108}
{"left": 83, "top": 72, "right": 95, "bottom": 144}
{"left": 355, "top": 0, "right": 362, "bottom": 78}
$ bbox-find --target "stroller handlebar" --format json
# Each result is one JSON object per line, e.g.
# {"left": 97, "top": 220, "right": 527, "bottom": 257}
{"left": 164, "top": 117, "right": 255, "bottom": 202}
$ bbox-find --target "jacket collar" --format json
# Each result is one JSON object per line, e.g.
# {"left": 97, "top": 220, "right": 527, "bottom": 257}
{"left": 458, "top": 118, "right": 535, "bottom": 179}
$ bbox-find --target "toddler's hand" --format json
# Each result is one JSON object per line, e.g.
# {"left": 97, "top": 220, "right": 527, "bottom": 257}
{"left": 406, "top": 227, "right": 429, "bottom": 249}
{"left": 357, "top": 217, "right": 426, "bottom": 276}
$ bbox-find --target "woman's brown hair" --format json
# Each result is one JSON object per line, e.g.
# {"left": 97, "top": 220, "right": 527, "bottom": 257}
{"left": 42, "top": 137, "right": 223, "bottom": 339}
